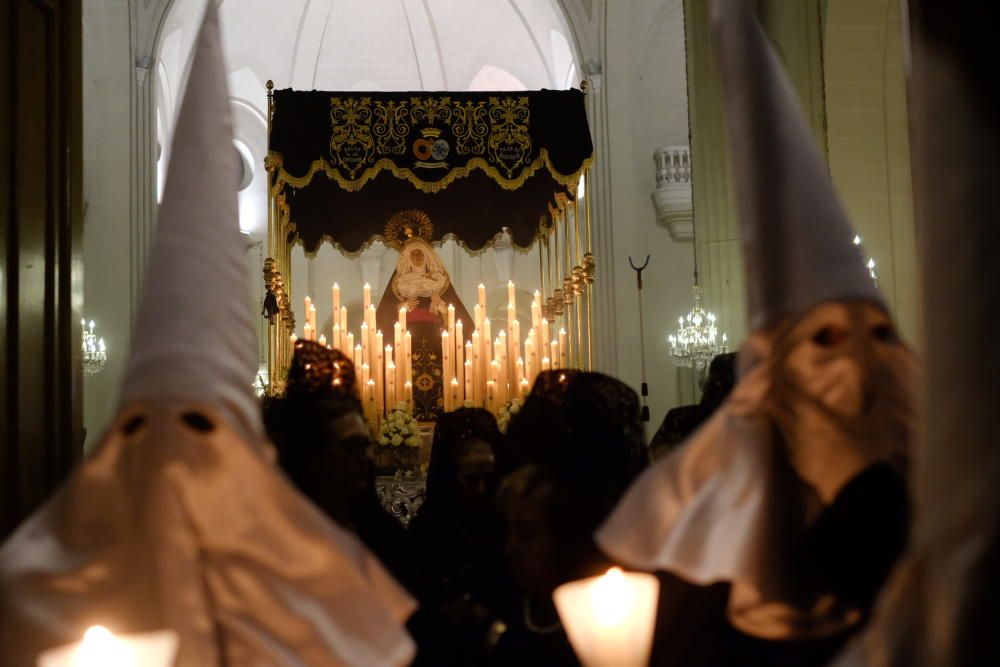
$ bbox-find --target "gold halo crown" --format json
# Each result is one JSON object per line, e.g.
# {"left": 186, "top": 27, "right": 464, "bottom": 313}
{"left": 384, "top": 210, "right": 433, "bottom": 250}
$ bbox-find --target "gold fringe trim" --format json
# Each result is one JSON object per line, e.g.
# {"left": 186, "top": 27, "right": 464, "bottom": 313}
{"left": 294, "top": 229, "right": 540, "bottom": 260}
{"left": 273, "top": 149, "right": 593, "bottom": 194}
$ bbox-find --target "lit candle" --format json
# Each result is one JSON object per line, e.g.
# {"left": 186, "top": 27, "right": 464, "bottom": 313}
{"left": 451, "top": 378, "right": 460, "bottom": 410}
{"left": 375, "top": 330, "right": 384, "bottom": 416}
{"left": 508, "top": 280, "right": 516, "bottom": 306}
{"left": 308, "top": 304, "right": 317, "bottom": 337}
{"left": 486, "top": 379, "right": 496, "bottom": 414}
{"left": 559, "top": 328, "right": 568, "bottom": 368}
{"left": 541, "top": 317, "right": 551, "bottom": 355}
{"left": 339, "top": 305, "right": 348, "bottom": 337}
{"left": 448, "top": 303, "right": 456, "bottom": 339}
{"left": 553, "top": 567, "right": 660, "bottom": 667}
{"left": 442, "top": 331, "right": 452, "bottom": 411}
{"left": 318, "top": 334, "right": 327, "bottom": 347}
{"left": 399, "top": 306, "right": 407, "bottom": 335}
{"left": 290, "top": 333, "right": 298, "bottom": 346}
{"left": 332, "top": 282, "right": 340, "bottom": 314}
{"left": 478, "top": 283, "right": 487, "bottom": 311}
{"left": 404, "top": 331, "right": 413, "bottom": 386}
{"left": 404, "top": 380, "right": 413, "bottom": 410}
{"left": 511, "top": 319, "right": 521, "bottom": 371}
{"left": 346, "top": 331, "right": 355, "bottom": 356}
{"left": 516, "top": 357, "right": 525, "bottom": 384}
{"left": 354, "top": 344, "right": 363, "bottom": 376}
{"left": 360, "top": 322, "right": 369, "bottom": 366}
{"left": 551, "top": 339, "right": 560, "bottom": 370}
{"left": 304, "top": 295, "right": 312, "bottom": 323}
{"left": 366, "top": 379, "right": 377, "bottom": 428}
{"left": 37, "top": 625, "right": 179, "bottom": 667}
{"left": 471, "top": 331, "right": 482, "bottom": 405}
{"left": 386, "top": 350, "right": 396, "bottom": 406}
{"left": 498, "top": 331, "right": 508, "bottom": 404}
{"left": 363, "top": 282, "right": 372, "bottom": 311}
{"left": 332, "top": 323, "right": 341, "bottom": 351}
{"left": 456, "top": 334, "right": 466, "bottom": 403}
{"left": 542, "top": 356, "right": 551, "bottom": 372}
{"left": 303, "top": 322, "right": 313, "bottom": 342}
{"left": 465, "top": 358, "right": 473, "bottom": 405}
{"left": 361, "top": 361, "right": 370, "bottom": 388}
{"left": 474, "top": 303, "right": 483, "bottom": 337}
{"left": 455, "top": 319, "right": 464, "bottom": 363}
{"left": 520, "top": 377, "right": 530, "bottom": 399}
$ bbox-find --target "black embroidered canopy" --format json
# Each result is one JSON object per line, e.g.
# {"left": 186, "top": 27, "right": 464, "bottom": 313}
{"left": 268, "top": 89, "right": 593, "bottom": 254}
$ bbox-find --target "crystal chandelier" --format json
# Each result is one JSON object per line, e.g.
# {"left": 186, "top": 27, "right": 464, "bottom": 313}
{"left": 668, "top": 207, "right": 729, "bottom": 369}
{"left": 81, "top": 319, "right": 107, "bottom": 376}
{"left": 853, "top": 235, "right": 878, "bottom": 286}
{"left": 668, "top": 285, "right": 728, "bottom": 369}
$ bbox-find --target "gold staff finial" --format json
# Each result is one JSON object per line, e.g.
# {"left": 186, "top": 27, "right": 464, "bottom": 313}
{"left": 580, "top": 79, "right": 589, "bottom": 94}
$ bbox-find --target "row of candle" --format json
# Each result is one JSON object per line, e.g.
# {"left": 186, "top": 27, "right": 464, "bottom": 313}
{"left": 296, "top": 280, "right": 569, "bottom": 425}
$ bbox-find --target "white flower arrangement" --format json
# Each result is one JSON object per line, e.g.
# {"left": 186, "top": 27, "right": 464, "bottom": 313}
{"left": 496, "top": 398, "right": 523, "bottom": 433}
{"left": 378, "top": 403, "right": 422, "bottom": 449}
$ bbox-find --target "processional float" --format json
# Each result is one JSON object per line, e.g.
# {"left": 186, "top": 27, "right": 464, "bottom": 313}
{"left": 262, "top": 83, "right": 597, "bottom": 428}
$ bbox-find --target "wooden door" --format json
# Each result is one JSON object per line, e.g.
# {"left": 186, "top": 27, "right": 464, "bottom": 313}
{"left": 0, "top": 0, "right": 84, "bottom": 538}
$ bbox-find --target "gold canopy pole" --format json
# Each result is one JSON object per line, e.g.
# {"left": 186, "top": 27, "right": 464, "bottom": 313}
{"left": 264, "top": 80, "right": 277, "bottom": 394}
{"left": 551, "top": 206, "right": 563, "bottom": 360}
{"left": 584, "top": 167, "right": 595, "bottom": 369}
{"left": 562, "top": 198, "right": 574, "bottom": 367}
{"left": 572, "top": 198, "right": 584, "bottom": 369}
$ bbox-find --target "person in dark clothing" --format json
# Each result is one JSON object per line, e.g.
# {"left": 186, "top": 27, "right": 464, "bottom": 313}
{"left": 406, "top": 408, "right": 514, "bottom": 666}
{"left": 483, "top": 371, "right": 650, "bottom": 666}
{"left": 263, "top": 340, "right": 414, "bottom": 591}
{"left": 649, "top": 352, "right": 737, "bottom": 458}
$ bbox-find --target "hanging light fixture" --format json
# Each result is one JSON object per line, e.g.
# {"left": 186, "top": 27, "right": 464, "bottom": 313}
{"left": 81, "top": 319, "right": 107, "bottom": 377}
{"left": 668, "top": 217, "right": 728, "bottom": 369}
{"left": 853, "top": 235, "right": 878, "bottom": 286}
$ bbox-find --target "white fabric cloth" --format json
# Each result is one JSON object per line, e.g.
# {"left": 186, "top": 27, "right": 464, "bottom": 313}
{"left": 120, "top": 0, "right": 260, "bottom": 443}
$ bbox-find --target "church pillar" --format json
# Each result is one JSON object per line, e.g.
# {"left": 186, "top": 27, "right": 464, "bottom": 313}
{"left": 684, "top": 0, "right": 827, "bottom": 347}
{"left": 583, "top": 71, "right": 619, "bottom": 374}
{"left": 130, "top": 60, "right": 157, "bottom": 320}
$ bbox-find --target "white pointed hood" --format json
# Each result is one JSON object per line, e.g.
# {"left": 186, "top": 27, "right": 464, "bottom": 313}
{"left": 714, "top": 0, "right": 884, "bottom": 330}
{"left": 0, "top": 6, "right": 416, "bottom": 665}
{"left": 121, "top": 0, "right": 259, "bottom": 440}
{"left": 597, "top": 0, "right": 915, "bottom": 642}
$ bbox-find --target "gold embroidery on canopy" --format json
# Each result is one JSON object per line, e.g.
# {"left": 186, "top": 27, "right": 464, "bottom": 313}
{"left": 329, "top": 97, "right": 374, "bottom": 178}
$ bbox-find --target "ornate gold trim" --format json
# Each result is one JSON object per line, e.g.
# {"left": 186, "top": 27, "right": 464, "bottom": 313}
{"left": 272, "top": 149, "right": 593, "bottom": 194}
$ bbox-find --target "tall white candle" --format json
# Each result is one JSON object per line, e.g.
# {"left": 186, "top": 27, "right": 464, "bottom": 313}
{"left": 478, "top": 283, "right": 487, "bottom": 311}
{"left": 386, "top": 349, "right": 396, "bottom": 406}
{"left": 508, "top": 280, "right": 516, "bottom": 307}
{"left": 332, "top": 283, "right": 340, "bottom": 315}
{"left": 399, "top": 307, "right": 407, "bottom": 336}
{"left": 442, "top": 331, "right": 452, "bottom": 411}
{"left": 472, "top": 331, "right": 482, "bottom": 405}
{"left": 464, "top": 358, "right": 473, "bottom": 406}
{"left": 363, "top": 282, "right": 372, "bottom": 311}
{"left": 360, "top": 322, "right": 369, "bottom": 366}
{"left": 559, "top": 328, "right": 568, "bottom": 368}
{"left": 375, "top": 330, "right": 384, "bottom": 416}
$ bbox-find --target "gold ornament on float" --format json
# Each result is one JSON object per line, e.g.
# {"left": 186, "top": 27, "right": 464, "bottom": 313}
{"left": 383, "top": 209, "right": 434, "bottom": 250}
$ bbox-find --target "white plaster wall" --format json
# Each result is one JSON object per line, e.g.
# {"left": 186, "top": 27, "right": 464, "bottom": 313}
{"left": 602, "top": 0, "right": 697, "bottom": 427}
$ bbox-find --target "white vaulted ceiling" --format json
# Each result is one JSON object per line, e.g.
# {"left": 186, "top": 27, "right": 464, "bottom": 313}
{"left": 155, "top": 0, "right": 580, "bottom": 238}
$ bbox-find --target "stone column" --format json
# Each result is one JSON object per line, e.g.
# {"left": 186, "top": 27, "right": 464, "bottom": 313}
{"left": 684, "top": 0, "right": 827, "bottom": 347}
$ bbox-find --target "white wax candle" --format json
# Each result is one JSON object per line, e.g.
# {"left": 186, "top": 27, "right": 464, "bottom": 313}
{"left": 508, "top": 280, "right": 516, "bottom": 307}
{"left": 553, "top": 567, "right": 659, "bottom": 667}
{"left": 404, "top": 380, "right": 413, "bottom": 410}
{"left": 363, "top": 282, "right": 372, "bottom": 311}
{"left": 375, "top": 330, "right": 384, "bottom": 416}
{"left": 386, "top": 353, "right": 396, "bottom": 406}
{"left": 399, "top": 307, "right": 407, "bottom": 335}
{"left": 332, "top": 283, "right": 340, "bottom": 314}
{"left": 38, "top": 626, "right": 179, "bottom": 667}
{"left": 464, "top": 358, "right": 473, "bottom": 405}
{"left": 360, "top": 322, "right": 369, "bottom": 365}
{"left": 559, "top": 328, "right": 568, "bottom": 368}
{"left": 478, "top": 283, "right": 487, "bottom": 311}
{"left": 318, "top": 334, "right": 327, "bottom": 347}
{"left": 542, "top": 356, "right": 551, "bottom": 372}
{"left": 332, "top": 324, "right": 341, "bottom": 352}
{"left": 442, "top": 331, "right": 452, "bottom": 411}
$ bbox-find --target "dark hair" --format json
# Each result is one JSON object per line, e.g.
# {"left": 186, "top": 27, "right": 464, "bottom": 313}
{"left": 700, "top": 352, "right": 736, "bottom": 413}
{"left": 503, "top": 371, "right": 649, "bottom": 579}
{"left": 425, "top": 407, "right": 502, "bottom": 505}
{"left": 263, "top": 393, "right": 362, "bottom": 487}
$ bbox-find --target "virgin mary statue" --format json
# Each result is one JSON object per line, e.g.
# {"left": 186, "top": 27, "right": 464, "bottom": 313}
{"left": 376, "top": 211, "right": 472, "bottom": 420}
